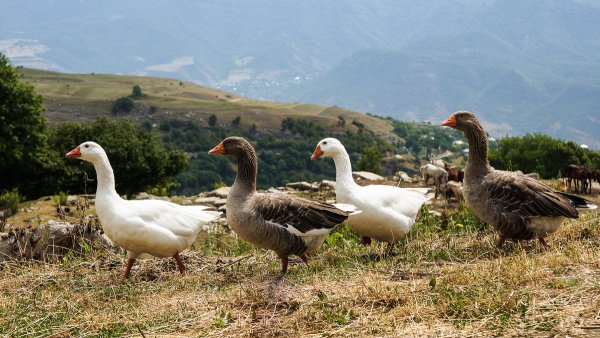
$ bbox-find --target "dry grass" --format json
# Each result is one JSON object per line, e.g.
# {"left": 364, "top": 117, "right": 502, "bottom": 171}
{"left": 1, "top": 191, "right": 600, "bottom": 337}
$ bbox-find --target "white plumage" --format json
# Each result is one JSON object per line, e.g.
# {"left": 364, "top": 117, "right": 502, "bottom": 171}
{"left": 312, "top": 138, "right": 429, "bottom": 244}
{"left": 66, "top": 141, "right": 220, "bottom": 278}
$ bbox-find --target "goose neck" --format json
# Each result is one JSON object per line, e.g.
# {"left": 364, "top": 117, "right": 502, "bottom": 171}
{"left": 233, "top": 151, "right": 257, "bottom": 193}
{"left": 332, "top": 152, "right": 358, "bottom": 189}
{"left": 91, "top": 154, "right": 120, "bottom": 199}
{"left": 465, "top": 124, "right": 490, "bottom": 173}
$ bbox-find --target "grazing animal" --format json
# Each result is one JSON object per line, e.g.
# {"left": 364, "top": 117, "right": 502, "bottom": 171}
{"left": 442, "top": 111, "right": 597, "bottom": 248}
{"left": 444, "top": 164, "right": 464, "bottom": 183}
{"left": 208, "top": 136, "right": 358, "bottom": 274}
{"left": 65, "top": 142, "right": 221, "bottom": 278}
{"left": 446, "top": 181, "right": 464, "bottom": 202}
{"left": 431, "top": 157, "right": 446, "bottom": 169}
{"left": 563, "top": 164, "right": 593, "bottom": 194}
{"left": 420, "top": 163, "right": 448, "bottom": 199}
{"left": 311, "top": 138, "right": 429, "bottom": 253}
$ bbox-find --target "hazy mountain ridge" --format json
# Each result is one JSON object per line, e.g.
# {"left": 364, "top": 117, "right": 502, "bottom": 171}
{"left": 2, "top": 0, "right": 600, "bottom": 147}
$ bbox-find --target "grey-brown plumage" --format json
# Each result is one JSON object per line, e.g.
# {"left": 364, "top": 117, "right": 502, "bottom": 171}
{"left": 208, "top": 136, "right": 354, "bottom": 273}
{"left": 442, "top": 111, "right": 596, "bottom": 247}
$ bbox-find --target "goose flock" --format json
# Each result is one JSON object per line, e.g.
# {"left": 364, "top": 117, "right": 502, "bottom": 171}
{"left": 63, "top": 111, "right": 596, "bottom": 278}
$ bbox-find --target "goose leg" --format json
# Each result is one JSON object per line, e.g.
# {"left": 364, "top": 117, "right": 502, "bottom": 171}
{"left": 123, "top": 258, "right": 136, "bottom": 279}
{"left": 360, "top": 236, "right": 372, "bottom": 246}
{"left": 279, "top": 255, "right": 289, "bottom": 274}
{"left": 173, "top": 252, "right": 187, "bottom": 275}
{"left": 538, "top": 237, "right": 550, "bottom": 248}
{"left": 496, "top": 237, "right": 506, "bottom": 249}
{"left": 299, "top": 253, "right": 309, "bottom": 264}
{"left": 385, "top": 242, "right": 396, "bottom": 257}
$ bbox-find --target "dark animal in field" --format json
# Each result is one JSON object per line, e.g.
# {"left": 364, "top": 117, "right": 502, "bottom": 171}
{"left": 444, "top": 164, "right": 464, "bottom": 183}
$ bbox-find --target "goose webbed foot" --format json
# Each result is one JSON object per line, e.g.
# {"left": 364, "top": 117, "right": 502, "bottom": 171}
{"left": 122, "top": 258, "right": 136, "bottom": 279}
{"left": 173, "top": 252, "right": 187, "bottom": 275}
{"left": 384, "top": 242, "right": 397, "bottom": 257}
{"left": 360, "top": 236, "right": 372, "bottom": 246}
{"left": 496, "top": 237, "right": 506, "bottom": 249}
{"left": 538, "top": 237, "right": 550, "bottom": 248}
{"left": 299, "top": 253, "right": 309, "bottom": 264}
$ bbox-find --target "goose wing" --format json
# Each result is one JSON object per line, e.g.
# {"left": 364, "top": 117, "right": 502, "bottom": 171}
{"left": 252, "top": 193, "right": 349, "bottom": 237}
{"left": 485, "top": 171, "right": 579, "bottom": 224}
{"left": 123, "top": 199, "right": 221, "bottom": 238}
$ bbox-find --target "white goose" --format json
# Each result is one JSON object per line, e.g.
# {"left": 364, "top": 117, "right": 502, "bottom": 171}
{"left": 311, "top": 138, "right": 428, "bottom": 250}
{"left": 66, "top": 142, "right": 220, "bottom": 278}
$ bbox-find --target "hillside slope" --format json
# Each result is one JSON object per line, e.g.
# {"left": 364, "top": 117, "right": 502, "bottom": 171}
{"left": 20, "top": 68, "right": 398, "bottom": 141}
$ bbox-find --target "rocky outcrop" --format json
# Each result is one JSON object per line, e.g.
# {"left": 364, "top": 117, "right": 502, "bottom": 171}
{"left": 0, "top": 220, "right": 118, "bottom": 262}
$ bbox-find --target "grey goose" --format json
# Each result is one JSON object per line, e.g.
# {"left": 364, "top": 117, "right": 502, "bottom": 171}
{"left": 208, "top": 136, "right": 358, "bottom": 273}
{"left": 442, "top": 111, "right": 596, "bottom": 248}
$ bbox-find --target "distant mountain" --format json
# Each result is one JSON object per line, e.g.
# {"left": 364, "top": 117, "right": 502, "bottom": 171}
{"left": 2, "top": 0, "right": 599, "bottom": 147}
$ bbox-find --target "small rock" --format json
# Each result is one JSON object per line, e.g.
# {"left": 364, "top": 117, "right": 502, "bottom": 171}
{"left": 352, "top": 171, "right": 384, "bottom": 181}
{"left": 267, "top": 188, "right": 283, "bottom": 194}
{"left": 181, "top": 199, "right": 192, "bottom": 205}
{"left": 218, "top": 205, "right": 227, "bottom": 212}
{"left": 428, "top": 210, "right": 442, "bottom": 217}
{"left": 67, "top": 195, "right": 78, "bottom": 205}
{"left": 209, "top": 186, "right": 231, "bottom": 198}
{"left": 320, "top": 180, "right": 336, "bottom": 189}
{"left": 213, "top": 198, "right": 227, "bottom": 207}
{"left": 286, "top": 181, "right": 319, "bottom": 191}
{"left": 194, "top": 196, "right": 219, "bottom": 204}
{"left": 135, "top": 192, "right": 151, "bottom": 200}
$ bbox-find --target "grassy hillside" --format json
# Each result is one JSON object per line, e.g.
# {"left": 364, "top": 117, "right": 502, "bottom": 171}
{"left": 20, "top": 68, "right": 398, "bottom": 141}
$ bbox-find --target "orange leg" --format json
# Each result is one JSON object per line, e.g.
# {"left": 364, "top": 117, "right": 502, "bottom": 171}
{"left": 123, "top": 258, "right": 135, "bottom": 279}
{"left": 173, "top": 252, "right": 187, "bottom": 275}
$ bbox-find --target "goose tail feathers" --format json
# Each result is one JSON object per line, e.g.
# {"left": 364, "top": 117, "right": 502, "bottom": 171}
{"left": 332, "top": 203, "right": 362, "bottom": 216}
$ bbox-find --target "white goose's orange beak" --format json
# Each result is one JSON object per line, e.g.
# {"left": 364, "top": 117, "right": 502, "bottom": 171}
{"left": 65, "top": 146, "right": 81, "bottom": 158}
{"left": 311, "top": 145, "right": 324, "bottom": 160}
{"left": 442, "top": 115, "right": 457, "bottom": 128}
{"left": 208, "top": 142, "right": 225, "bottom": 155}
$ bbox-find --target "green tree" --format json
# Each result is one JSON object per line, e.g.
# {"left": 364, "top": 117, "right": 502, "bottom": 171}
{"left": 0, "top": 53, "right": 56, "bottom": 198}
{"left": 488, "top": 133, "right": 600, "bottom": 178}
{"left": 49, "top": 118, "right": 188, "bottom": 196}
{"left": 231, "top": 115, "right": 241, "bottom": 127}
{"left": 356, "top": 146, "right": 383, "bottom": 174}
{"left": 208, "top": 114, "right": 217, "bottom": 127}
{"left": 131, "top": 85, "right": 144, "bottom": 99}
{"left": 111, "top": 96, "right": 134, "bottom": 114}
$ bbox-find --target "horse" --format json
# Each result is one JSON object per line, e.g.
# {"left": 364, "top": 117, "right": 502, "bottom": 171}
{"left": 563, "top": 164, "right": 593, "bottom": 194}
{"left": 420, "top": 163, "right": 448, "bottom": 199}
{"left": 446, "top": 181, "right": 464, "bottom": 203}
{"left": 444, "top": 164, "right": 464, "bottom": 182}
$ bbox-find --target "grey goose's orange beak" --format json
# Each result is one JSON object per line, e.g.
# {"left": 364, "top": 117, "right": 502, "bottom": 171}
{"left": 208, "top": 142, "right": 225, "bottom": 155}
{"left": 65, "top": 146, "right": 81, "bottom": 158}
{"left": 311, "top": 145, "right": 324, "bottom": 160}
{"left": 442, "top": 115, "right": 457, "bottom": 128}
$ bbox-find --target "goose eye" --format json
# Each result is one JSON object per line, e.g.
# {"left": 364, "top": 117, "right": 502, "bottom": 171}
{"left": 323, "top": 141, "right": 328, "bottom": 145}
{"left": 84, "top": 144, "right": 89, "bottom": 148}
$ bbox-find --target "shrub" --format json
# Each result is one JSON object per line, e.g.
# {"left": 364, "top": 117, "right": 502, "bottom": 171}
{"left": 0, "top": 188, "right": 22, "bottom": 217}
{"left": 111, "top": 97, "right": 134, "bottom": 114}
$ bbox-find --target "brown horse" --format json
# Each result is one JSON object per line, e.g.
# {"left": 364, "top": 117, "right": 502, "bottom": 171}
{"left": 563, "top": 164, "right": 593, "bottom": 194}
{"left": 444, "top": 164, "right": 464, "bottom": 182}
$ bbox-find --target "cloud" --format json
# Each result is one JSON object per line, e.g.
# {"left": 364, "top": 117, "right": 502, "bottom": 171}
{"left": 0, "top": 38, "right": 49, "bottom": 58}
{"left": 133, "top": 56, "right": 146, "bottom": 62}
{"left": 145, "top": 56, "right": 194, "bottom": 72}
{"left": 0, "top": 38, "right": 62, "bottom": 71}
